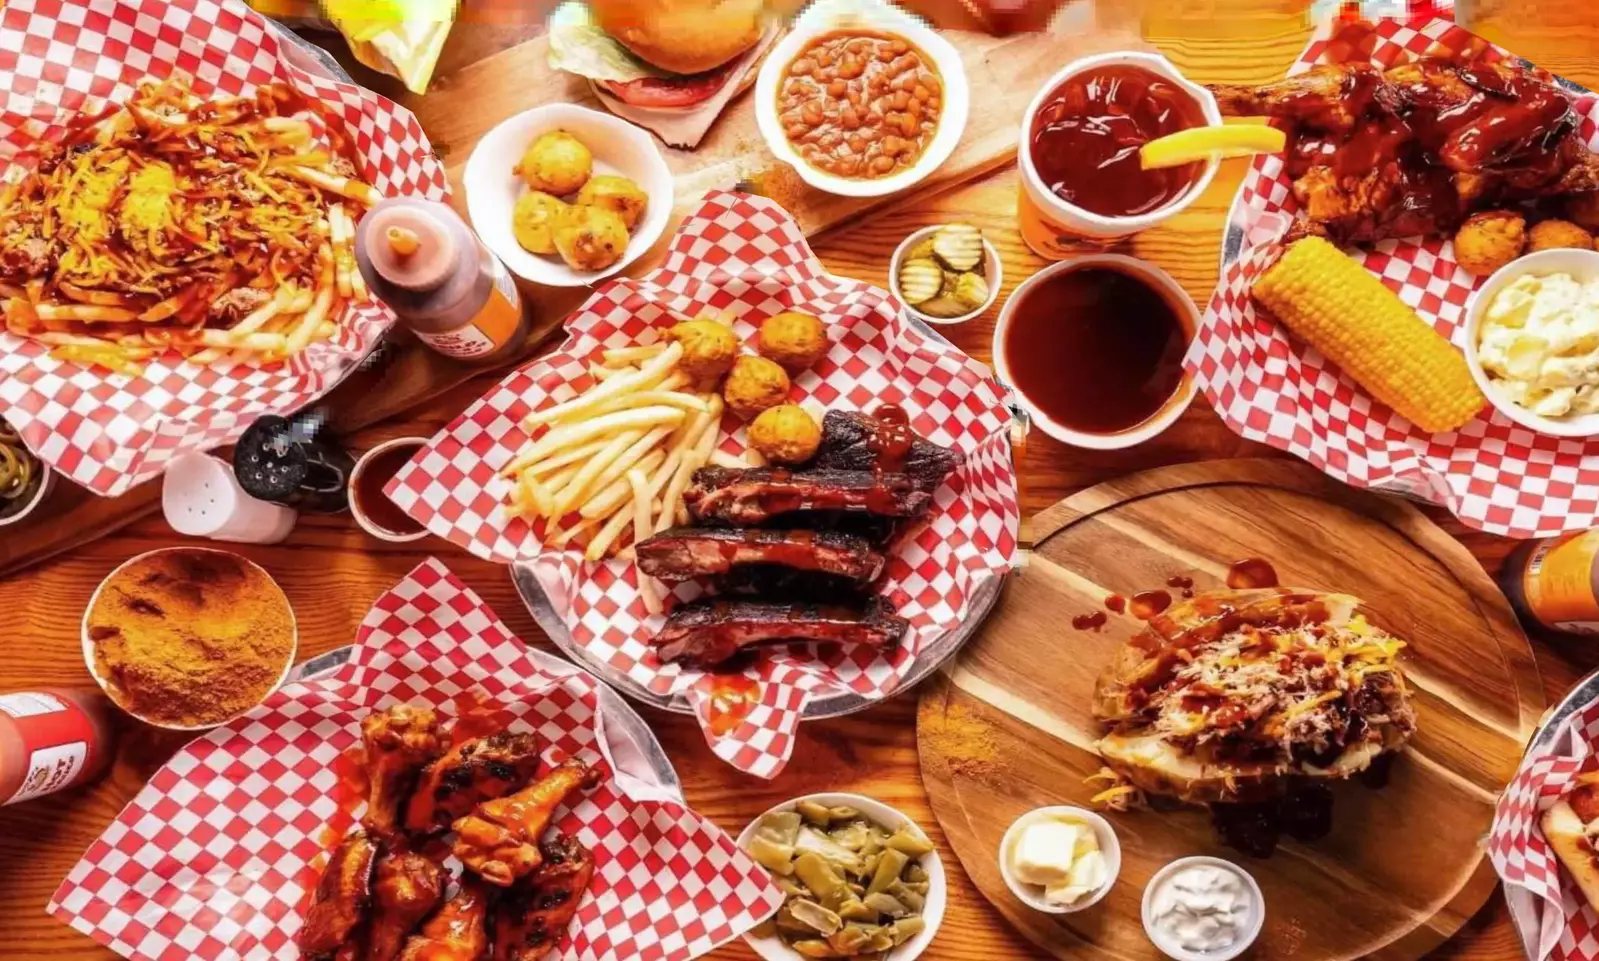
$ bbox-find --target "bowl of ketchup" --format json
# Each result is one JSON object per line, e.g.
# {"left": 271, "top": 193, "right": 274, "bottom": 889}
{"left": 1017, "top": 51, "right": 1220, "bottom": 257}
{"left": 993, "top": 254, "right": 1198, "bottom": 450}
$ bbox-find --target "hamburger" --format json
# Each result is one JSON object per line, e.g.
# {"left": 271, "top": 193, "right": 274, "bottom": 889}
{"left": 547, "top": 0, "right": 783, "bottom": 148}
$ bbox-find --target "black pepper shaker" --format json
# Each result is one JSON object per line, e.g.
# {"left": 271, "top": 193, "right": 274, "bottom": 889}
{"left": 233, "top": 412, "right": 355, "bottom": 514}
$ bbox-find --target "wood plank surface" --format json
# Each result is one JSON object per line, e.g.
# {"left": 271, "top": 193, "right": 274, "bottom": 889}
{"left": 5, "top": 2, "right": 1599, "bottom": 961}
{"left": 917, "top": 458, "right": 1541, "bottom": 961}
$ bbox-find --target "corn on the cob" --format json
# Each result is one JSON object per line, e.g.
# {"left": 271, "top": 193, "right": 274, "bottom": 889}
{"left": 1253, "top": 237, "right": 1485, "bottom": 433}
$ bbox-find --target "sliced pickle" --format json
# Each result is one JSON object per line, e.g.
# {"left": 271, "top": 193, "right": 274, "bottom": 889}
{"left": 931, "top": 222, "right": 982, "bottom": 271}
{"left": 896, "top": 258, "right": 942, "bottom": 305}
{"left": 949, "top": 271, "right": 990, "bottom": 311}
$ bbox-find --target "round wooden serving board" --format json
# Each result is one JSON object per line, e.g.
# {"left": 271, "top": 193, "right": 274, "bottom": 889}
{"left": 916, "top": 458, "right": 1542, "bottom": 961}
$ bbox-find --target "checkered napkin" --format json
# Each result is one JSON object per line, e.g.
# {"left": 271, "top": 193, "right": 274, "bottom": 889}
{"left": 47, "top": 558, "right": 782, "bottom": 961}
{"left": 1491, "top": 698, "right": 1599, "bottom": 961}
{"left": 385, "top": 191, "right": 1020, "bottom": 779}
{"left": 0, "top": 0, "right": 448, "bottom": 497}
{"left": 1190, "top": 9, "right": 1599, "bottom": 538}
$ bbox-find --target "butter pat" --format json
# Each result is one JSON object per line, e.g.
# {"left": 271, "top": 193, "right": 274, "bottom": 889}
{"left": 1011, "top": 820, "right": 1082, "bottom": 886}
{"left": 1043, "top": 850, "right": 1107, "bottom": 906}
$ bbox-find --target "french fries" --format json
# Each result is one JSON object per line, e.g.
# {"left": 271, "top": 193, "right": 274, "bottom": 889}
{"left": 502, "top": 344, "right": 726, "bottom": 561}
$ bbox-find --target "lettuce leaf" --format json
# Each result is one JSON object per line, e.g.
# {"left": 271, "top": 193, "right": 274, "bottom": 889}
{"left": 546, "top": 2, "right": 667, "bottom": 83}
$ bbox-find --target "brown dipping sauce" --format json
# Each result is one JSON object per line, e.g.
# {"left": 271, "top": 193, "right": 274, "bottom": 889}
{"left": 1002, "top": 264, "right": 1189, "bottom": 435}
{"left": 1029, "top": 64, "right": 1208, "bottom": 218}
{"left": 1226, "top": 557, "right": 1279, "bottom": 590}
{"left": 352, "top": 442, "right": 426, "bottom": 537}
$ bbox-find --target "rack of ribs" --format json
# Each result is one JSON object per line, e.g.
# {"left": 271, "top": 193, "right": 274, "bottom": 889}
{"left": 635, "top": 527, "right": 885, "bottom": 585}
{"left": 683, "top": 467, "right": 932, "bottom": 527}
{"left": 651, "top": 597, "right": 908, "bottom": 668}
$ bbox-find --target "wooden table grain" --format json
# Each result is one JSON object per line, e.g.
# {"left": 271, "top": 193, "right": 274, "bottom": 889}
{"left": 4, "top": 2, "right": 1598, "bottom": 960}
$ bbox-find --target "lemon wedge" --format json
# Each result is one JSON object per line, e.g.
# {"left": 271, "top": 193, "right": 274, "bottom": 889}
{"left": 1140, "top": 124, "right": 1288, "bottom": 170}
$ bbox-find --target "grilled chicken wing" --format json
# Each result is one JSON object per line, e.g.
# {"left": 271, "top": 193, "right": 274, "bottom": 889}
{"left": 397, "top": 876, "right": 494, "bottom": 961}
{"left": 300, "top": 830, "right": 379, "bottom": 957}
{"left": 361, "top": 704, "right": 445, "bottom": 838}
{"left": 492, "top": 836, "right": 596, "bottom": 961}
{"left": 452, "top": 758, "right": 600, "bottom": 887}
{"left": 403, "top": 730, "right": 543, "bottom": 835}
{"left": 366, "top": 844, "right": 446, "bottom": 961}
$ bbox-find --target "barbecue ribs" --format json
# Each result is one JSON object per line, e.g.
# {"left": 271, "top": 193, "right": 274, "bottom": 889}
{"left": 652, "top": 597, "right": 908, "bottom": 668}
{"left": 684, "top": 467, "right": 931, "bottom": 527}
{"left": 636, "top": 526, "right": 885, "bottom": 585}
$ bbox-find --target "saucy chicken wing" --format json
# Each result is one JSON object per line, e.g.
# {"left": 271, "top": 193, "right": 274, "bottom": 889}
{"left": 366, "top": 844, "right": 446, "bottom": 961}
{"left": 403, "top": 730, "right": 543, "bottom": 835}
{"left": 361, "top": 704, "right": 445, "bottom": 838}
{"left": 397, "top": 877, "right": 494, "bottom": 961}
{"left": 492, "top": 836, "right": 597, "bottom": 961}
{"left": 299, "top": 830, "right": 379, "bottom": 958}
{"left": 452, "top": 758, "right": 599, "bottom": 887}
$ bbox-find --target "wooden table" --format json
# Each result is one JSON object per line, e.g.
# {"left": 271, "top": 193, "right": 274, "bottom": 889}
{"left": 5, "top": 1, "right": 1599, "bottom": 959}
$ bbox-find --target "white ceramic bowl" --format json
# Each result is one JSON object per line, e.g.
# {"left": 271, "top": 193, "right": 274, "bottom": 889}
{"left": 1017, "top": 51, "right": 1222, "bottom": 241}
{"left": 464, "top": 103, "right": 673, "bottom": 287}
{"left": 1464, "top": 247, "right": 1599, "bottom": 437}
{"left": 997, "top": 806, "right": 1121, "bottom": 914}
{"left": 888, "top": 225, "right": 1003, "bottom": 326}
{"left": 81, "top": 547, "right": 298, "bottom": 731}
{"left": 737, "top": 792, "right": 947, "bottom": 961}
{"left": 348, "top": 436, "right": 431, "bottom": 543}
{"left": 1141, "top": 856, "right": 1265, "bottom": 961}
{"left": 754, "top": 0, "right": 969, "bottom": 199}
{"left": 992, "top": 254, "right": 1198, "bottom": 449}
{"left": 0, "top": 457, "right": 54, "bottom": 529}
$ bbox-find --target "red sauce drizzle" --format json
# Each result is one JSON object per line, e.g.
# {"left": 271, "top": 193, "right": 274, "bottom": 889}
{"left": 705, "top": 675, "right": 761, "bottom": 737}
{"left": 450, "top": 690, "right": 517, "bottom": 743}
{"left": 1130, "top": 590, "right": 1173, "bottom": 620}
{"left": 868, "top": 404, "right": 915, "bottom": 473}
{"left": 322, "top": 743, "right": 369, "bottom": 846}
{"left": 1166, "top": 574, "right": 1195, "bottom": 599}
{"left": 1226, "top": 558, "right": 1279, "bottom": 590}
{"left": 1104, "top": 594, "right": 1126, "bottom": 614}
{"left": 1072, "top": 611, "right": 1108, "bottom": 632}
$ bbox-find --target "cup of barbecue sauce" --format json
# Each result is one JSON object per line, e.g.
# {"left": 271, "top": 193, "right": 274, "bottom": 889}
{"left": 1018, "top": 52, "right": 1221, "bottom": 257}
{"left": 994, "top": 254, "right": 1197, "bottom": 449}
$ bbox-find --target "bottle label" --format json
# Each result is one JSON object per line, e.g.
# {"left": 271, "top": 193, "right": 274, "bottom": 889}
{"left": 1524, "top": 530, "right": 1599, "bottom": 633}
{"left": 0, "top": 692, "right": 66, "bottom": 717}
{"left": 0, "top": 692, "right": 96, "bottom": 805}
{"left": 7, "top": 741, "right": 87, "bottom": 805}
{"left": 414, "top": 256, "right": 523, "bottom": 361}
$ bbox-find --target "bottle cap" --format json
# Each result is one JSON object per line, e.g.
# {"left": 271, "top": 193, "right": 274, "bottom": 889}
{"left": 361, "top": 204, "right": 458, "bottom": 292}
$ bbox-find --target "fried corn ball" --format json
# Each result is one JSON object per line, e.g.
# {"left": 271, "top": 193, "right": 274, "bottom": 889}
{"left": 514, "top": 130, "right": 592, "bottom": 195}
{"left": 1566, "top": 193, "right": 1599, "bottom": 232}
{"left": 748, "top": 404, "right": 821, "bottom": 465}
{"left": 666, "top": 318, "right": 739, "bottom": 380}
{"left": 1453, "top": 210, "right": 1525, "bottom": 276}
{"left": 512, "top": 191, "right": 569, "bottom": 255}
{"left": 554, "top": 204, "right": 629, "bottom": 271}
{"left": 722, "top": 355, "right": 791, "bottom": 419}
{"left": 576, "top": 174, "right": 648, "bottom": 231}
{"left": 757, "top": 311, "right": 828, "bottom": 373}
{"left": 1528, "top": 218, "right": 1596, "bottom": 253}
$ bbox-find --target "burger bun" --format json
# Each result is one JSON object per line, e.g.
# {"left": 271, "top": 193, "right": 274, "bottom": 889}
{"left": 590, "top": 0, "right": 766, "bottom": 75}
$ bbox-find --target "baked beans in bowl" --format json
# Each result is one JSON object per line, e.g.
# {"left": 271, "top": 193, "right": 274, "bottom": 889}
{"left": 755, "top": 0, "right": 968, "bottom": 198}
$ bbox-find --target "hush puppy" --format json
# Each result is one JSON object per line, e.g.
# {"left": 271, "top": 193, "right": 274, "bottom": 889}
{"left": 722, "top": 355, "right": 791, "bottom": 419}
{"left": 666, "top": 318, "right": 739, "bottom": 380}
{"left": 576, "top": 175, "right": 648, "bottom": 231}
{"left": 554, "top": 205, "right": 629, "bottom": 271}
{"left": 1453, "top": 210, "right": 1525, "bottom": 276}
{"left": 1567, "top": 193, "right": 1599, "bottom": 233}
{"left": 515, "top": 130, "right": 592, "bottom": 195}
{"left": 748, "top": 404, "right": 821, "bottom": 465}
{"left": 512, "top": 191, "right": 568, "bottom": 255}
{"left": 757, "top": 311, "right": 828, "bottom": 372}
{"left": 1527, "top": 218, "right": 1596, "bottom": 252}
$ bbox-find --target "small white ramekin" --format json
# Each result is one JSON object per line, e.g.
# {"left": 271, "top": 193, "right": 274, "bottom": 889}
{"left": 1141, "top": 856, "right": 1265, "bottom": 961}
{"left": 997, "top": 806, "right": 1121, "bottom": 914}
{"left": 1464, "top": 247, "right": 1599, "bottom": 437}
{"left": 348, "top": 437, "right": 431, "bottom": 543}
{"left": 0, "top": 458, "right": 53, "bottom": 529}
{"left": 992, "top": 254, "right": 1198, "bottom": 449}
{"left": 888, "top": 225, "right": 1003, "bottom": 326}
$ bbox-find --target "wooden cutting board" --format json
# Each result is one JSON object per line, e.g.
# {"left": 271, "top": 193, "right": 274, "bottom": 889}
{"left": 916, "top": 458, "right": 1541, "bottom": 961}
{"left": 0, "top": 22, "right": 1137, "bottom": 578}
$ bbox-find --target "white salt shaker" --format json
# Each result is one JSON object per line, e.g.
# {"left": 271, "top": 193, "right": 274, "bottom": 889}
{"left": 162, "top": 452, "right": 297, "bottom": 544}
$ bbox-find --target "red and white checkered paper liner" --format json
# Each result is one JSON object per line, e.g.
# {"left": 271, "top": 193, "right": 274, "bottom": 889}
{"left": 0, "top": 0, "right": 448, "bottom": 497}
{"left": 47, "top": 558, "right": 782, "bottom": 961}
{"left": 1490, "top": 695, "right": 1599, "bottom": 961}
{"left": 1190, "top": 9, "right": 1599, "bottom": 538}
{"left": 386, "top": 191, "right": 1020, "bottom": 779}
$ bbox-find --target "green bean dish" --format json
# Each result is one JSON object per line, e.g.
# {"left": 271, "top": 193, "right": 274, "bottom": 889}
{"left": 746, "top": 800, "right": 936, "bottom": 958}
{"left": 0, "top": 418, "right": 42, "bottom": 519}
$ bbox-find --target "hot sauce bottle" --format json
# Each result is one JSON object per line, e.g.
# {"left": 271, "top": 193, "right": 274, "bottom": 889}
{"left": 355, "top": 198, "right": 532, "bottom": 364}
{"left": 0, "top": 689, "right": 116, "bottom": 805}
{"left": 1502, "top": 532, "right": 1599, "bottom": 634}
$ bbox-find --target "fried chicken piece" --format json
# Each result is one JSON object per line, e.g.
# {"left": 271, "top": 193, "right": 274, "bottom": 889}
{"left": 452, "top": 758, "right": 600, "bottom": 887}
{"left": 367, "top": 844, "right": 446, "bottom": 961}
{"left": 362, "top": 704, "right": 445, "bottom": 838}
{"left": 1210, "top": 63, "right": 1383, "bottom": 134}
{"left": 398, "top": 876, "right": 494, "bottom": 961}
{"left": 300, "top": 831, "right": 379, "bottom": 958}
{"left": 492, "top": 836, "right": 596, "bottom": 961}
{"left": 403, "top": 730, "right": 543, "bottom": 835}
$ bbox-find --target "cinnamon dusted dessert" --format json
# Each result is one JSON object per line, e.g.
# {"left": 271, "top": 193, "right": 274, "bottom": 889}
{"left": 85, "top": 548, "right": 296, "bottom": 728}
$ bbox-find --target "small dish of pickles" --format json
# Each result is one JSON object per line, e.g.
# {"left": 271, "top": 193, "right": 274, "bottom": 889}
{"left": 738, "top": 792, "right": 946, "bottom": 961}
{"left": 889, "top": 223, "right": 1003, "bottom": 326}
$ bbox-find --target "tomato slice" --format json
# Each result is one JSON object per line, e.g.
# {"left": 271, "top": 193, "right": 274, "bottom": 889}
{"left": 598, "top": 59, "right": 739, "bottom": 110}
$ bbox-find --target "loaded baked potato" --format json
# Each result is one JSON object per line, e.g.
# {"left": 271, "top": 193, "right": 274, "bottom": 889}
{"left": 1092, "top": 588, "right": 1416, "bottom": 805}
